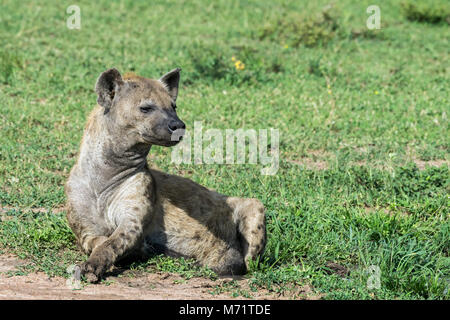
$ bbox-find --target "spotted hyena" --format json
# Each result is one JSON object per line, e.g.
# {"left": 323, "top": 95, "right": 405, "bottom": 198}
{"left": 65, "top": 68, "right": 266, "bottom": 282}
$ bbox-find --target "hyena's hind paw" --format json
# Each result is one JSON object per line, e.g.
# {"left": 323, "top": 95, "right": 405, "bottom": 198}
{"left": 231, "top": 198, "right": 267, "bottom": 269}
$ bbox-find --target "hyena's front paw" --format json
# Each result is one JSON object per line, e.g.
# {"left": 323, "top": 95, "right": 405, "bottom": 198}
{"left": 79, "top": 257, "right": 109, "bottom": 283}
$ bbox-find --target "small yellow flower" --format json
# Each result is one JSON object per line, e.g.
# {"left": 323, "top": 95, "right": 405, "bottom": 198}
{"left": 234, "top": 60, "right": 245, "bottom": 71}
{"left": 283, "top": 44, "right": 289, "bottom": 49}
{"left": 328, "top": 90, "right": 332, "bottom": 95}
{"left": 374, "top": 90, "right": 379, "bottom": 95}
{"left": 231, "top": 56, "right": 236, "bottom": 62}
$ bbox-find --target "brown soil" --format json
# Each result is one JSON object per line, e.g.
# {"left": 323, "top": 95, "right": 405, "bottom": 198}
{"left": 287, "top": 158, "right": 329, "bottom": 170}
{"left": 0, "top": 254, "right": 321, "bottom": 300}
{"left": 286, "top": 149, "right": 331, "bottom": 170}
{"left": 286, "top": 154, "right": 448, "bottom": 171}
{"left": 412, "top": 159, "right": 448, "bottom": 170}
{"left": 0, "top": 205, "right": 66, "bottom": 215}
{"left": 324, "top": 262, "right": 349, "bottom": 278}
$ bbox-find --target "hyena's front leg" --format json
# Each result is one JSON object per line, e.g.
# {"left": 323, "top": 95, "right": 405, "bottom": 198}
{"left": 79, "top": 173, "right": 154, "bottom": 282}
{"left": 79, "top": 218, "right": 144, "bottom": 282}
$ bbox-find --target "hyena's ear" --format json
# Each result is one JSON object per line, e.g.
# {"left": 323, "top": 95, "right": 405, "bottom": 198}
{"left": 159, "top": 68, "right": 181, "bottom": 101}
{"left": 95, "top": 68, "right": 123, "bottom": 110}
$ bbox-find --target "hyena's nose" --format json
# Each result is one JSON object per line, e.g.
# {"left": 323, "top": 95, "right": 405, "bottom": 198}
{"left": 168, "top": 120, "right": 186, "bottom": 133}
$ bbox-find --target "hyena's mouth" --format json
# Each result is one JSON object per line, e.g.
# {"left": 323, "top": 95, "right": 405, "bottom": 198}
{"left": 141, "top": 133, "right": 183, "bottom": 146}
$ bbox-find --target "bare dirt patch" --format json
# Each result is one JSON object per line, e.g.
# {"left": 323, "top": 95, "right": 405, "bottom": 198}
{"left": 0, "top": 254, "right": 321, "bottom": 300}
{"left": 324, "top": 262, "right": 349, "bottom": 278}
{"left": 361, "top": 204, "right": 412, "bottom": 216}
{"left": 0, "top": 205, "right": 66, "bottom": 215}
{"left": 404, "top": 146, "right": 449, "bottom": 170}
{"left": 286, "top": 149, "right": 331, "bottom": 170}
{"left": 412, "top": 159, "right": 448, "bottom": 170}
{"left": 287, "top": 158, "right": 329, "bottom": 170}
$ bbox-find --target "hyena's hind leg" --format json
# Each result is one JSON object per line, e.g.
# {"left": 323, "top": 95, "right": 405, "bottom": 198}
{"left": 227, "top": 197, "right": 267, "bottom": 269}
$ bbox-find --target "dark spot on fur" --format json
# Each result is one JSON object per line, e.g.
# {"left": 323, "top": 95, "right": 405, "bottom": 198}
{"left": 193, "top": 232, "right": 201, "bottom": 240}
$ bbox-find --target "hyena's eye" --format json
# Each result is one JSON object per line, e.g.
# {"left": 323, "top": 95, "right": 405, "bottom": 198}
{"left": 139, "top": 104, "right": 155, "bottom": 114}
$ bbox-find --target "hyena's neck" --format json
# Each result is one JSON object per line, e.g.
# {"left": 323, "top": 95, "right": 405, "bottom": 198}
{"left": 77, "top": 108, "right": 152, "bottom": 193}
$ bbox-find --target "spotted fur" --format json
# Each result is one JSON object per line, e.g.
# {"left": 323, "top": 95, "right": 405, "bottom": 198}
{"left": 65, "top": 68, "right": 266, "bottom": 282}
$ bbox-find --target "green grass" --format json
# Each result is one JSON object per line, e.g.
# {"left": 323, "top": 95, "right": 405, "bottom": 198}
{"left": 0, "top": 209, "right": 82, "bottom": 277}
{"left": 128, "top": 255, "right": 218, "bottom": 281}
{"left": 0, "top": 0, "right": 449, "bottom": 299}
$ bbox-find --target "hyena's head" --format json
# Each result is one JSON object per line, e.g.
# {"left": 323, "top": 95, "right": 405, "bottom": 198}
{"left": 95, "top": 68, "right": 185, "bottom": 147}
